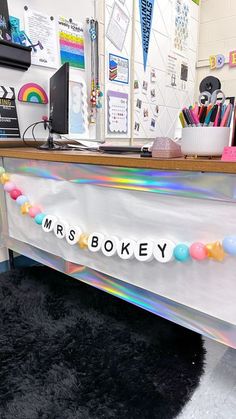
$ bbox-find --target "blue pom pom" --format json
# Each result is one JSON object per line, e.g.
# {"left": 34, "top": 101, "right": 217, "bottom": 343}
{"left": 174, "top": 244, "right": 190, "bottom": 262}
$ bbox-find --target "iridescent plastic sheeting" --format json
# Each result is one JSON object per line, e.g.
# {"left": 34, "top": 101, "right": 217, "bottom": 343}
{"left": 4, "top": 157, "right": 236, "bottom": 202}
{"left": 1, "top": 158, "right": 236, "bottom": 349}
{"left": 4, "top": 236, "right": 236, "bottom": 349}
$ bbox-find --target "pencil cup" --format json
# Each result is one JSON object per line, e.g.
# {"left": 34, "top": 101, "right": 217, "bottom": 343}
{"left": 181, "top": 127, "right": 230, "bottom": 156}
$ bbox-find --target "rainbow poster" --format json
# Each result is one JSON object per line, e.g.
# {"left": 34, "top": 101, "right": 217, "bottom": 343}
{"left": 58, "top": 17, "right": 85, "bottom": 70}
{"left": 18, "top": 83, "right": 48, "bottom": 104}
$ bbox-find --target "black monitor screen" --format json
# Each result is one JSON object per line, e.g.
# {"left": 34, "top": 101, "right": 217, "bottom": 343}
{"left": 49, "top": 63, "right": 69, "bottom": 134}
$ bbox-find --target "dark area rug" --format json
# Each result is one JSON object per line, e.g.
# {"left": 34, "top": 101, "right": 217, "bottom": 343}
{"left": 0, "top": 266, "right": 205, "bottom": 419}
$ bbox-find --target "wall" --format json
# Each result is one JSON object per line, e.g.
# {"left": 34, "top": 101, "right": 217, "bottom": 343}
{"left": 133, "top": 0, "right": 200, "bottom": 141}
{"left": 0, "top": 0, "right": 96, "bottom": 263}
{"left": 3, "top": 0, "right": 96, "bottom": 140}
{"left": 103, "top": 0, "right": 200, "bottom": 143}
{"left": 196, "top": 0, "right": 236, "bottom": 97}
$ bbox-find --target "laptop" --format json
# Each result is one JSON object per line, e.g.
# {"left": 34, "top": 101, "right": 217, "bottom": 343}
{"left": 99, "top": 145, "right": 142, "bottom": 154}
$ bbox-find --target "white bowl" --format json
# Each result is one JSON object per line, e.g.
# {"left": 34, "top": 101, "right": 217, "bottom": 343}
{"left": 181, "top": 127, "right": 230, "bottom": 156}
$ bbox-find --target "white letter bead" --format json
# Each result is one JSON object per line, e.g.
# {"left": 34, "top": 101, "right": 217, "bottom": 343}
{"left": 134, "top": 240, "right": 154, "bottom": 262}
{"left": 42, "top": 215, "right": 57, "bottom": 233}
{"left": 153, "top": 239, "right": 175, "bottom": 263}
{"left": 117, "top": 238, "right": 136, "bottom": 260}
{"left": 88, "top": 233, "right": 104, "bottom": 252}
{"left": 65, "top": 226, "right": 82, "bottom": 245}
{"left": 101, "top": 236, "right": 119, "bottom": 257}
{"left": 54, "top": 221, "right": 68, "bottom": 239}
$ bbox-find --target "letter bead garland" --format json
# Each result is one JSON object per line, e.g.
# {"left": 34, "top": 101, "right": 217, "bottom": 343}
{"left": 101, "top": 236, "right": 119, "bottom": 257}
{"left": 117, "top": 238, "right": 136, "bottom": 260}
{"left": 1, "top": 166, "right": 236, "bottom": 263}
{"left": 88, "top": 233, "right": 104, "bottom": 252}
{"left": 66, "top": 226, "right": 82, "bottom": 246}
{"left": 42, "top": 215, "right": 58, "bottom": 233}
{"left": 153, "top": 239, "right": 175, "bottom": 263}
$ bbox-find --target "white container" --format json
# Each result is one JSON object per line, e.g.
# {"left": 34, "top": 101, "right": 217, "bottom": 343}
{"left": 181, "top": 127, "right": 230, "bottom": 156}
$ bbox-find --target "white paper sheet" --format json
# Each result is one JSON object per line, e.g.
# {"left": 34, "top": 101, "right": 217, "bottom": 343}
{"left": 24, "top": 8, "right": 59, "bottom": 68}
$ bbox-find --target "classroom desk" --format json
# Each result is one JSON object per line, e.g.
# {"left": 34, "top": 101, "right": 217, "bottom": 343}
{"left": 1, "top": 148, "right": 236, "bottom": 348}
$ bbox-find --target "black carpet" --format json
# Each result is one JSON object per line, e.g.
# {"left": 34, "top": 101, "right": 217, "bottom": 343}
{"left": 0, "top": 266, "right": 205, "bottom": 419}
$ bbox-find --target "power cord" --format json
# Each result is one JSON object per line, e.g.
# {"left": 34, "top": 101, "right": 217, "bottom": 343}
{"left": 22, "top": 121, "right": 48, "bottom": 147}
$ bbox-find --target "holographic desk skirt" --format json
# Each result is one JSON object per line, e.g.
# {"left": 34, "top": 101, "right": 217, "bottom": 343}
{"left": 1, "top": 157, "right": 236, "bottom": 349}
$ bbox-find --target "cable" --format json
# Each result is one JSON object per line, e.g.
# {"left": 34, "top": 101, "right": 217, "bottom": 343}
{"left": 32, "top": 121, "right": 49, "bottom": 144}
{"left": 22, "top": 121, "right": 47, "bottom": 147}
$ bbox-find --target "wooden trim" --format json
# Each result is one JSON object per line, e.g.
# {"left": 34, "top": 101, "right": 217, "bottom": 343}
{"left": 0, "top": 147, "right": 236, "bottom": 173}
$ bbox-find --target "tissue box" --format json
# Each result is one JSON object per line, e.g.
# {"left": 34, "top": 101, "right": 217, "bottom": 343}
{"left": 151, "top": 137, "right": 182, "bottom": 158}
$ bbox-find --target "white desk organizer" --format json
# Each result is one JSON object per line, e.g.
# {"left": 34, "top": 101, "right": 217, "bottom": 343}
{"left": 181, "top": 127, "right": 230, "bottom": 156}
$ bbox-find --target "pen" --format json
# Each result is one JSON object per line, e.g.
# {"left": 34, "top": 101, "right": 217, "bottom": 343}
{"left": 227, "top": 104, "right": 234, "bottom": 127}
{"left": 208, "top": 105, "right": 218, "bottom": 126}
{"left": 214, "top": 105, "right": 220, "bottom": 127}
{"left": 182, "top": 109, "right": 194, "bottom": 126}
{"left": 199, "top": 106, "right": 207, "bottom": 126}
{"left": 190, "top": 109, "right": 200, "bottom": 126}
{"left": 186, "top": 109, "right": 196, "bottom": 126}
{"left": 220, "top": 103, "right": 232, "bottom": 127}
{"left": 179, "top": 112, "right": 186, "bottom": 128}
{"left": 204, "top": 107, "right": 214, "bottom": 126}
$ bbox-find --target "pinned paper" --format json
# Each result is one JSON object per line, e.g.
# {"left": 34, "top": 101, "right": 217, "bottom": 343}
{"left": 106, "top": 2, "right": 129, "bottom": 51}
{"left": 58, "top": 16, "right": 85, "bottom": 70}
{"left": 107, "top": 90, "right": 128, "bottom": 134}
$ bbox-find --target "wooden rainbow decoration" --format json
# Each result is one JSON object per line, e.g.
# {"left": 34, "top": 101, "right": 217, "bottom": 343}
{"left": 18, "top": 83, "right": 48, "bottom": 104}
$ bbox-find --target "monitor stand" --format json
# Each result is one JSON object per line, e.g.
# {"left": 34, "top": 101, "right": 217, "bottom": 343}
{"left": 38, "top": 121, "right": 71, "bottom": 150}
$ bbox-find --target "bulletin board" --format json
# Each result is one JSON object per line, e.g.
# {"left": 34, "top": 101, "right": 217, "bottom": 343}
{"left": 104, "top": 0, "right": 200, "bottom": 141}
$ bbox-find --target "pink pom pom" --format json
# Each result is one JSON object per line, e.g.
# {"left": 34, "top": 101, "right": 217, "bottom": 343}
{"left": 190, "top": 242, "right": 207, "bottom": 261}
{"left": 10, "top": 189, "right": 22, "bottom": 200}
{"left": 29, "top": 206, "right": 41, "bottom": 218}
{"left": 4, "top": 181, "right": 16, "bottom": 192}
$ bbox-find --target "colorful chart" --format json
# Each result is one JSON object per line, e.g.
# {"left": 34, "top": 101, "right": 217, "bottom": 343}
{"left": 59, "top": 18, "right": 85, "bottom": 70}
{"left": 18, "top": 83, "right": 48, "bottom": 104}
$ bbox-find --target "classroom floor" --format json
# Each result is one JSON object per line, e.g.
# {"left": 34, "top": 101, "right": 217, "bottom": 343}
{"left": 178, "top": 337, "right": 236, "bottom": 419}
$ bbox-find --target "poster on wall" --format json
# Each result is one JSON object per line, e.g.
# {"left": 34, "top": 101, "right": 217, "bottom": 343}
{"left": 24, "top": 8, "right": 59, "bottom": 68}
{"left": 58, "top": 17, "right": 85, "bottom": 70}
{"left": 0, "top": 87, "right": 20, "bottom": 139}
{"left": 109, "top": 54, "right": 129, "bottom": 84}
{"left": 172, "top": 0, "right": 190, "bottom": 57}
{"left": 139, "top": 0, "right": 155, "bottom": 71}
{"left": 107, "top": 90, "right": 128, "bottom": 134}
{"left": 166, "top": 53, "right": 188, "bottom": 90}
{"left": 0, "top": 0, "right": 11, "bottom": 41}
{"left": 106, "top": 2, "right": 129, "bottom": 51}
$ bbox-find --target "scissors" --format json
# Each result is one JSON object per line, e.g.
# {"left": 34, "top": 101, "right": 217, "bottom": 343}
{"left": 198, "top": 89, "right": 226, "bottom": 106}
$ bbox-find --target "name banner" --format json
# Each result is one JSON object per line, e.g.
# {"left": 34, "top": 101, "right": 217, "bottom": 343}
{"left": 139, "top": 0, "right": 154, "bottom": 71}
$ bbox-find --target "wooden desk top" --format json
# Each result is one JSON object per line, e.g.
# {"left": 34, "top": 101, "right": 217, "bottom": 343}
{"left": 0, "top": 147, "right": 236, "bottom": 174}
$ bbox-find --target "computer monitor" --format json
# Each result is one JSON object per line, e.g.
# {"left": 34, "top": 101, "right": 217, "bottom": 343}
{"left": 38, "top": 63, "right": 69, "bottom": 150}
{"left": 50, "top": 62, "right": 69, "bottom": 135}
{"left": 38, "top": 63, "right": 101, "bottom": 150}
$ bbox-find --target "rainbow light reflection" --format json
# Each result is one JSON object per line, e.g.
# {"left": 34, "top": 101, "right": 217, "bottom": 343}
{"left": 65, "top": 261, "right": 236, "bottom": 349}
{"left": 4, "top": 159, "right": 236, "bottom": 202}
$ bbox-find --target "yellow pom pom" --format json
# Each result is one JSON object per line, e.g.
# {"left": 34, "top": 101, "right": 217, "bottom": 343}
{"left": 1, "top": 173, "right": 10, "bottom": 184}
{"left": 21, "top": 202, "right": 32, "bottom": 215}
{"left": 206, "top": 241, "right": 226, "bottom": 262}
{"left": 78, "top": 233, "right": 89, "bottom": 249}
